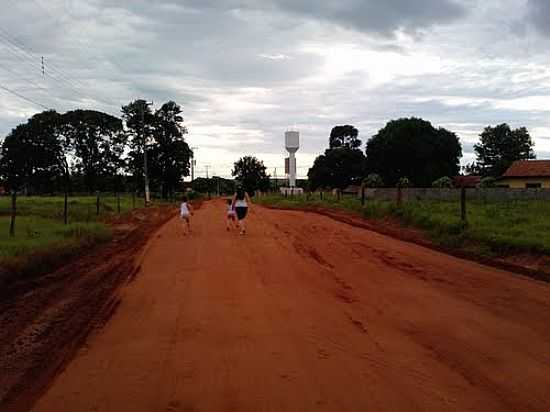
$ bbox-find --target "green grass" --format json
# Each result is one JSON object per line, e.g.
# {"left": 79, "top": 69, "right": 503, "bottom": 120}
{"left": 257, "top": 194, "right": 550, "bottom": 256}
{"left": 0, "top": 194, "right": 148, "bottom": 286}
{"left": 0, "top": 195, "right": 138, "bottom": 222}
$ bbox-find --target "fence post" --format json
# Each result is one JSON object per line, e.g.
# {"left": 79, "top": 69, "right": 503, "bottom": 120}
{"left": 461, "top": 186, "right": 467, "bottom": 225}
{"left": 320, "top": 191, "right": 323, "bottom": 200}
{"left": 397, "top": 186, "right": 402, "bottom": 206}
{"left": 361, "top": 186, "right": 365, "bottom": 206}
{"left": 9, "top": 191, "right": 16, "bottom": 237}
{"left": 96, "top": 192, "right": 100, "bottom": 216}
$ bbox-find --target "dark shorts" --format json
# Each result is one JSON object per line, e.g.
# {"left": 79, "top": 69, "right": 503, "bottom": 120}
{"left": 235, "top": 206, "right": 248, "bottom": 220}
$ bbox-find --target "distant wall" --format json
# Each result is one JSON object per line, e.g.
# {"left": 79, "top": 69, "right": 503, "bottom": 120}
{"left": 362, "top": 188, "right": 550, "bottom": 202}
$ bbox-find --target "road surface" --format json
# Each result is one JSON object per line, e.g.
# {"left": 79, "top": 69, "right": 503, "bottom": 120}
{"left": 33, "top": 200, "right": 550, "bottom": 411}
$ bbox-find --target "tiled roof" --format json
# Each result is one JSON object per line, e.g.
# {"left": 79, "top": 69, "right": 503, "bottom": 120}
{"left": 453, "top": 175, "right": 481, "bottom": 187}
{"left": 502, "top": 160, "right": 550, "bottom": 178}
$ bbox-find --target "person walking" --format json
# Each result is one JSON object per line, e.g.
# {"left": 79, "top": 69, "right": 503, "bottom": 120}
{"left": 180, "top": 195, "right": 193, "bottom": 235}
{"left": 231, "top": 187, "right": 251, "bottom": 235}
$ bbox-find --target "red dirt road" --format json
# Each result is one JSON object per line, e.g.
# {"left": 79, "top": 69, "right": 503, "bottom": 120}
{"left": 33, "top": 200, "right": 550, "bottom": 411}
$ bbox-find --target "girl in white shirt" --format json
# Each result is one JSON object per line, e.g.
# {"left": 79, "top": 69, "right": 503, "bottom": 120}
{"left": 180, "top": 196, "right": 193, "bottom": 234}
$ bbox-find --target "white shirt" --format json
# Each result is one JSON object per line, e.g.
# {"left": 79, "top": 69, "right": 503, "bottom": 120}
{"left": 235, "top": 199, "right": 247, "bottom": 207}
{"left": 180, "top": 202, "right": 190, "bottom": 216}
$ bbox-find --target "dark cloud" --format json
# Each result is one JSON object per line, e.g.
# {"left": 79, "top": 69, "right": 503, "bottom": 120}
{"left": 527, "top": 0, "right": 550, "bottom": 36}
{"left": 268, "top": 0, "right": 467, "bottom": 36}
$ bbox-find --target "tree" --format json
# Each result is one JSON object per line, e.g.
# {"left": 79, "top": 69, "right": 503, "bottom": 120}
{"left": 365, "top": 118, "right": 462, "bottom": 187}
{"left": 61, "top": 110, "right": 126, "bottom": 193}
{"left": 363, "top": 173, "right": 384, "bottom": 188}
{"left": 122, "top": 99, "right": 156, "bottom": 198}
{"left": 0, "top": 111, "right": 62, "bottom": 235}
{"left": 150, "top": 101, "right": 192, "bottom": 198}
{"left": 308, "top": 147, "right": 366, "bottom": 191}
{"left": 308, "top": 125, "right": 366, "bottom": 191}
{"left": 232, "top": 156, "right": 270, "bottom": 194}
{"left": 329, "top": 125, "right": 361, "bottom": 149}
{"left": 432, "top": 176, "right": 453, "bottom": 188}
{"left": 473, "top": 124, "right": 535, "bottom": 177}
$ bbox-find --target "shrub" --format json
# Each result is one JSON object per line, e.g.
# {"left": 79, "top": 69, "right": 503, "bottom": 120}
{"left": 432, "top": 176, "right": 453, "bottom": 188}
{"left": 480, "top": 177, "right": 497, "bottom": 188}
{"left": 397, "top": 177, "right": 412, "bottom": 188}
{"left": 363, "top": 173, "right": 384, "bottom": 188}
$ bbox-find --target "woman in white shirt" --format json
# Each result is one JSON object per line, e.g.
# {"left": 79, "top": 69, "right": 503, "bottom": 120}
{"left": 231, "top": 187, "right": 252, "bottom": 235}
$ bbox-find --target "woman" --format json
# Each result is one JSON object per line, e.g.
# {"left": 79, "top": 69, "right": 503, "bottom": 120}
{"left": 232, "top": 187, "right": 252, "bottom": 235}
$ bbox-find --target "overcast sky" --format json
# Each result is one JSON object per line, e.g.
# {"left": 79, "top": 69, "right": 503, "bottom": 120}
{"left": 1, "top": 0, "right": 550, "bottom": 178}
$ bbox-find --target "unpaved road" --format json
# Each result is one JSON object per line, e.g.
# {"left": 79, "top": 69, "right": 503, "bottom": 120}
{"left": 31, "top": 200, "right": 550, "bottom": 411}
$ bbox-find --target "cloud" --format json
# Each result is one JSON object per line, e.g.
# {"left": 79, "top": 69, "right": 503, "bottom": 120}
{"left": 2, "top": 0, "right": 550, "bottom": 179}
{"left": 527, "top": 0, "right": 550, "bottom": 36}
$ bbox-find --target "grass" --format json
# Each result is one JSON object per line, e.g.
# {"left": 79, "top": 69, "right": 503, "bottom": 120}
{"left": 0, "top": 194, "right": 147, "bottom": 286}
{"left": 0, "top": 195, "right": 138, "bottom": 222}
{"left": 257, "top": 194, "right": 550, "bottom": 256}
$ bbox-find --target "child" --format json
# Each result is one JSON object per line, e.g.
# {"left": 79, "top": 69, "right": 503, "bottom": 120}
{"left": 180, "top": 196, "right": 193, "bottom": 235}
{"left": 226, "top": 198, "right": 237, "bottom": 231}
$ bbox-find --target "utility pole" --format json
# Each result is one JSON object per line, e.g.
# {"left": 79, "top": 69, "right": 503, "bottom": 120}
{"left": 190, "top": 146, "right": 198, "bottom": 183}
{"left": 140, "top": 100, "right": 154, "bottom": 205}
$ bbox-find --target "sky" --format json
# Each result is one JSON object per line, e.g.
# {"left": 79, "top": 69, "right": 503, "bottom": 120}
{"left": 1, "top": 0, "right": 550, "bottom": 179}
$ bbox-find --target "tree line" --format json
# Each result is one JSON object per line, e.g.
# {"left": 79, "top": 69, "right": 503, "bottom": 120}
{"left": 307, "top": 118, "right": 535, "bottom": 190}
{"left": 0, "top": 100, "right": 192, "bottom": 198}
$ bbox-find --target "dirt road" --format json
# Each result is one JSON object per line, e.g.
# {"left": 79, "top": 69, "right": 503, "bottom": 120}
{"left": 32, "top": 200, "right": 550, "bottom": 411}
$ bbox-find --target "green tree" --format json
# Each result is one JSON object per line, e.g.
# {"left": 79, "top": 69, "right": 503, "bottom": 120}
{"left": 363, "top": 173, "right": 384, "bottom": 188}
{"left": 232, "top": 156, "right": 270, "bottom": 194}
{"left": 150, "top": 101, "right": 192, "bottom": 198}
{"left": 365, "top": 118, "right": 462, "bottom": 187}
{"left": 432, "top": 176, "right": 453, "bottom": 188}
{"left": 308, "top": 147, "right": 366, "bottom": 191}
{"left": 329, "top": 125, "right": 361, "bottom": 149}
{"left": 122, "top": 99, "right": 156, "bottom": 195}
{"left": 473, "top": 124, "right": 535, "bottom": 177}
{"left": 0, "top": 111, "right": 62, "bottom": 235}
{"left": 61, "top": 110, "right": 126, "bottom": 193}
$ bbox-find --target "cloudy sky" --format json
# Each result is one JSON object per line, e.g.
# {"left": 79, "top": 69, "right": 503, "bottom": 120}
{"left": 1, "top": 0, "right": 550, "bottom": 178}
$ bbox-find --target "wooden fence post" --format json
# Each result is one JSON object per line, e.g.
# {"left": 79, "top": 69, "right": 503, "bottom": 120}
{"left": 9, "top": 191, "right": 16, "bottom": 237}
{"left": 397, "top": 186, "right": 402, "bottom": 206}
{"left": 461, "top": 186, "right": 467, "bottom": 225}
{"left": 320, "top": 191, "right": 323, "bottom": 200}
{"left": 96, "top": 192, "right": 100, "bottom": 216}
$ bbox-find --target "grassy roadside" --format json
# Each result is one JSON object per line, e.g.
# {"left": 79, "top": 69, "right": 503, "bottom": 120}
{"left": 0, "top": 195, "right": 167, "bottom": 287}
{"left": 256, "top": 194, "right": 550, "bottom": 256}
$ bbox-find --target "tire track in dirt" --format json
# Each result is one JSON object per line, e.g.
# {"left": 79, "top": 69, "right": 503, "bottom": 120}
{"left": 14, "top": 200, "right": 550, "bottom": 412}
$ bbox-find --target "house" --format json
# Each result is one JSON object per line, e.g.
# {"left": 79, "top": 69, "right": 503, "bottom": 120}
{"left": 499, "top": 160, "right": 550, "bottom": 188}
{"left": 453, "top": 175, "right": 481, "bottom": 188}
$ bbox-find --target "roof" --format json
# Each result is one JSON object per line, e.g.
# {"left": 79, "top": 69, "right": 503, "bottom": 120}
{"left": 502, "top": 160, "right": 550, "bottom": 178}
{"left": 453, "top": 175, "right": 481, "bottom": 187}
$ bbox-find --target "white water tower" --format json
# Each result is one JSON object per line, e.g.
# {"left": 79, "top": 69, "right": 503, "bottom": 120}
{"left": 285, "top": 130, "right": 299, "bottom": 187}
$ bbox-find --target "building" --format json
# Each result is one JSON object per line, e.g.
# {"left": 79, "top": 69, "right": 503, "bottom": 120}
{"left": 453, "top": 175, "right": 481, "bottom": 188}
{"left": 498, "top": 160, "right": 550, "bottom": 188}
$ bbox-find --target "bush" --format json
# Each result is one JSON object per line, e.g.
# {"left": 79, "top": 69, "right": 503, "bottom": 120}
{"left": 363, "top": 173, "right": 384, "bottom": 188}
{"left": 480, "top": 177, "right": 497, "bottom": 188}
{"left": 397, "top": 177, "right": 412, "bottom": 188}
{"left": 432, "top": 176, "right": 453, "bottom": 188}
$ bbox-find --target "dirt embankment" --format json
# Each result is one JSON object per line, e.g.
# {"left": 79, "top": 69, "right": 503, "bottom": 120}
{"left": 0, "top": 205, "right": 177, "bottom": 412}
{"left": 262, "top": 203, "right": 550, "bottom": 282}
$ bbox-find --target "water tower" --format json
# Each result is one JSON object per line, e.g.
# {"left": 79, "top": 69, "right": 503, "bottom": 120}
{"left": 285, "top": 130, "right": 299, "bottom": 187}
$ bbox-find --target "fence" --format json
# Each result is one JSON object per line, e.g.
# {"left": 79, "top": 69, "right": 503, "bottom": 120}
{"left": 362, "top": 188, "right": 550, "bottom": 202}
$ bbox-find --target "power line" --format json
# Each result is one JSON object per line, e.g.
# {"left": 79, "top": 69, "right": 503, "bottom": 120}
{"left": 0, "top": 83, "right": 50, "bottom": 110}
